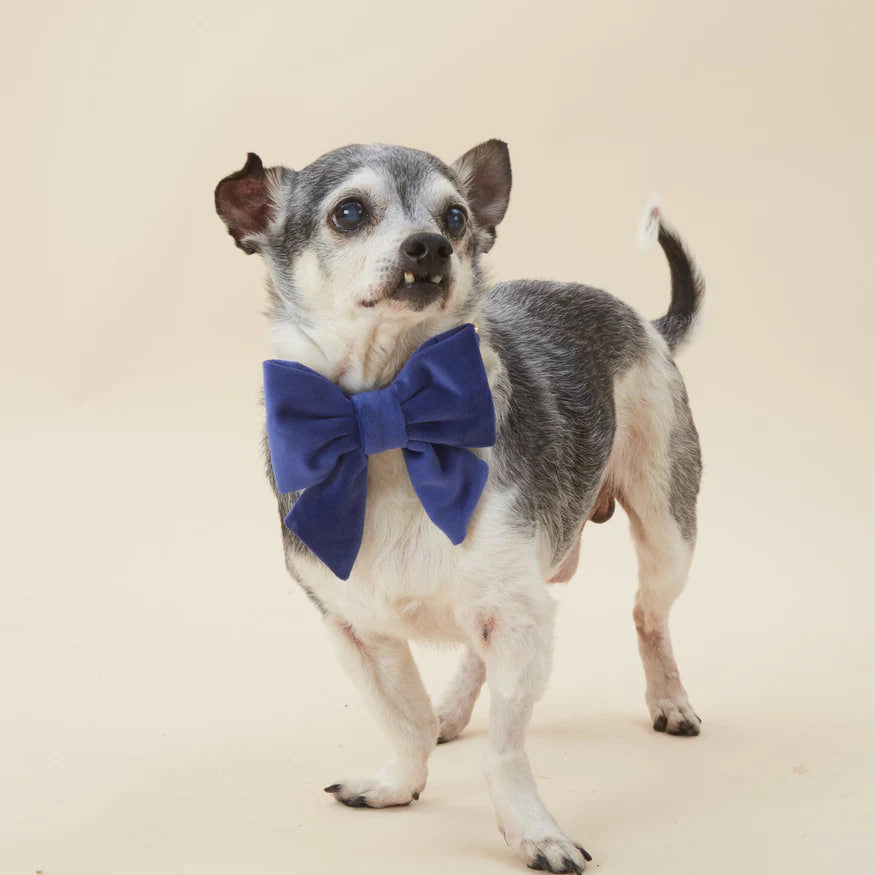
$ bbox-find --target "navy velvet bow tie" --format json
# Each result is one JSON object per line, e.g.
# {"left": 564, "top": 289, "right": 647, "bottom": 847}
{"left": 263, "top": 323, "right": 497, "bottom": 580}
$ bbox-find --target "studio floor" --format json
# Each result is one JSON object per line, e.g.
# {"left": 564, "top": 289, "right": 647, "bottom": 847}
{"left": 2, "top": 397, "right": 872, "bottom": 874}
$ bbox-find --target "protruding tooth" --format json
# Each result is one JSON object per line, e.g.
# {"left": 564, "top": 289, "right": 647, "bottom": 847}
{"left": 431, "top": 275, "right": 442, "bottom": 284}
{"left": 404, "top": 271, "right": 415, "bottom": 284}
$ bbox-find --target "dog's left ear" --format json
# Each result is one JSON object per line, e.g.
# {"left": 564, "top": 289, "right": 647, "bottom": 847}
{"left": 451, "top": 139, "right": 512, "bottom": 253}
{"left": 214, "top": 152, "right": 292, "bottom": 254}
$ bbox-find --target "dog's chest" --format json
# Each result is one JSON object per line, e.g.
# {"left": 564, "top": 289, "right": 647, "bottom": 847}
{"left": 296, "top": 449, "right": 518, "bottom": 641}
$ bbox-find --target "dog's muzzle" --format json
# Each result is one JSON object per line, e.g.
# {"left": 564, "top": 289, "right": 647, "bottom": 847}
{"left": 389, "top": 232, "right": 452, "bottom": 310}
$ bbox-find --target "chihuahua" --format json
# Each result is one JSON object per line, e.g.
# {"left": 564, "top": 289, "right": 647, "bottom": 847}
{"left": 215, "top": 140, "right": 704, "bottom": 874}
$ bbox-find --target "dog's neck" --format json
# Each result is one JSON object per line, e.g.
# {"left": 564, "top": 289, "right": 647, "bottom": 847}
{"left": 267, "top": 302, "right": 510, "bottom": 453}
{"left": 268, "top": 307, "right": 492, "bottom": 395}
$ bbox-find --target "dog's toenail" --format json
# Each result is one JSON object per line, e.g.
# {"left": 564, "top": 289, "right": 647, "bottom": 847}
{"left": 575, "top": 845, "right": 593, "bottom": 862}
{"left": 342, "top": 794, "right": 369, "bottom": 807}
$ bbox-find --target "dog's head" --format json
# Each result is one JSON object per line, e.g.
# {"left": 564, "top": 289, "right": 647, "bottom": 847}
{"left": 215, "top": 141, "right": 511, "bottom": 379}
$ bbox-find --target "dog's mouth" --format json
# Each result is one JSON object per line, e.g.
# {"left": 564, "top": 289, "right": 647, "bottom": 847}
{"left": 385, "top": 269, "right": 450, "bottom": 311}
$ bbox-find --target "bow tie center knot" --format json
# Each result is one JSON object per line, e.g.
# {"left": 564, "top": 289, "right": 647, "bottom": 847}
{"left": 351, "top": 386, "right": 408, "bottom": 456}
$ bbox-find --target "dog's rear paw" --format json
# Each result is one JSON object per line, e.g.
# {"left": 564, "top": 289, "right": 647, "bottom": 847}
{"left": 517, "top": 836, "right": 591, "bottom": 873}
{"left": 323, "top": 764, "right": 425, "bottom": 808}
{"left": 651, "top": 698, "right": 701, "bottom": 736}
{"left": 436, "top": 712, "right": 466, "bottom": 744}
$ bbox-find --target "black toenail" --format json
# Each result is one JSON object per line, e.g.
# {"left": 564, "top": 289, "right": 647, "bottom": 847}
{"left": 324, "top": 784, "right": 341, "bottom": 793}
{"left": 653, "top": 713, "right": 668, "bottom": 732}
{"left": 670, "top": 719, "right": 701, "bottom": 736}
{"left": 412, "top": 791, "right": 420, "bottom": 800}
{"left": 342, "top": 794, "right": 369, "bottom": 807}
{"left": 575, "top": 845, "right": 593, "bottom": 862}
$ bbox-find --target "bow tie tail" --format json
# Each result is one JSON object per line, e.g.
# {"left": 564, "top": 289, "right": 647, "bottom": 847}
{"left": 403, "top": 444, "right": 490, "bottom": 545}
{"left": 284, "top": 453, "right": 369, "bottom": 580}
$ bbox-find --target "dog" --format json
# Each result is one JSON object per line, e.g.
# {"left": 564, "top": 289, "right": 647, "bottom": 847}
{"left": 214, "top": 140, "right": 704, "bottom": 874}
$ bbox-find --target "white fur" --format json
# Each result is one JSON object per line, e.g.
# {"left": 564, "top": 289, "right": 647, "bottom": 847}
{"left": 308, "top": 435, "right": 587, "bottom": 865}
{"left": 435, "top": 648, "right": 485, "bottom": 742}
{"left": 297, "top": 318, "right": 697, "bottom": 865}
{"left": 603, "top": 330, "right": 701, "bottom": 733}
{"left": 254, "top": 157, "right": 700, "bottom": 868}
{"left": 638, "top": 192, "right": 662, "bottom": 253}
{"left": 266, "top": 173, "right": 478, "bottom": 394}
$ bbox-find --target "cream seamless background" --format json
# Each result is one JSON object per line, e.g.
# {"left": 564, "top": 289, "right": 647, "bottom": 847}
{"left": 2, "top": 1, "right": 874, "bottom": 873}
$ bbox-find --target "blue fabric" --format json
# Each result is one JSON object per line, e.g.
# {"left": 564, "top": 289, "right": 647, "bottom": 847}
{"left": 263, "top": 324, "right": 497, "bottom": 580}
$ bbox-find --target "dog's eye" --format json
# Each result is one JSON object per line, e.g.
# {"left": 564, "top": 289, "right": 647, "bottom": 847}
{"left": 332, "top": 200, "right": 367, "bottom": 232}
{"left": 445, "top": 206, "right": 467, "bottom": 236}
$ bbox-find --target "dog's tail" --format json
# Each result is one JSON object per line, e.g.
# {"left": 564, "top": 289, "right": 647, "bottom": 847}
{"left": 639, "top": 197, "right": 705, "bottom": 352}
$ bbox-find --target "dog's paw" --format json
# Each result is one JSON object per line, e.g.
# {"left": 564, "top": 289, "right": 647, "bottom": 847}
{"left": 516, "top": 835, "right": 592, "bottom": 873}
{"left": 436, "top": 711, "right": 466, "bottom": 744}
{"left": 323, "top": 763, "right": 426, "bottom": 809}
{"left": 651, "top": 697, "right": 702, "bottom": 736}
{"left": 323, "top": 779, "right": 420, "bottom": 808}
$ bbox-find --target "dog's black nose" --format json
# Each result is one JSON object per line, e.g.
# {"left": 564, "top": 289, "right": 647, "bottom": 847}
{"left": 401, "top": 233, "right": 453, "bottom": 276}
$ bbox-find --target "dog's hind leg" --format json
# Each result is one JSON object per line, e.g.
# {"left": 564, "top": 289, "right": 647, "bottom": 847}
{"left": 322, "top": 616, "right": 438, "bottom": 807}
{"left": 435, "top": 648, "right": 485, "bottom": 743}
{"left": 627, "top": 498, "right": 701, "bottom": 735}
{"left": 612, "top": 355, "right": 702, "bottom": 736}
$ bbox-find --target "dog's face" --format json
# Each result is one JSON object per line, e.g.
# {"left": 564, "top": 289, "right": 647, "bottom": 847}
{"left": 215, "top": 141, "right": 512, "bottom": 341}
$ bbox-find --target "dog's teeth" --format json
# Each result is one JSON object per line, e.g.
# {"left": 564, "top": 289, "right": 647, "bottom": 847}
{"left": 404, "top": 272, "right": 415, "bottom": 284}
{"left": 431, "top": 275, "right": 442, "bottom": 284}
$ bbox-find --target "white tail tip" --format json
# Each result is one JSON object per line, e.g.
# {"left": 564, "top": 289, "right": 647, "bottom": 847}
{"left": 638, "top": 193, "right": 661, "bottom": 253}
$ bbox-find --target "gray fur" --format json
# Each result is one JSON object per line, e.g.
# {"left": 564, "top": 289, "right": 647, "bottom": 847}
{"left": 652, "top": 224, "right": 705, "bottom": 351}
{"left": 666, "top": 364, "right": 702, "bottom": 542}
{"left": 216, "top": 142, "right": 707, "bottom": 865}
{"left": 216, "top": 141, "right": 704, "bottom": 579}
{"left": 483, "top": 282, "right": 650, "bottom": 563}
{"left": 264, "top": 144, "right": 481, "bottom": 317}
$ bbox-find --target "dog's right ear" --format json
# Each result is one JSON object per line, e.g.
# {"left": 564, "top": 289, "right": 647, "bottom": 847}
{"left": 214, "top": 153, "right": 291, "bottom": 254}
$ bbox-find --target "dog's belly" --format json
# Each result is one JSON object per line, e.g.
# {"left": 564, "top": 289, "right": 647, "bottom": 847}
{"left": 294, "top": 450, "right": 531, "bottom": 642}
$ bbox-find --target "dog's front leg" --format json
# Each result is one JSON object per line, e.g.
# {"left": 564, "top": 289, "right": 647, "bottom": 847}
{"left": 322, "top": 614, "right": 437, "bottom": 808}
{"left": 479, "top": 586, "right": 591, "bottom": 873}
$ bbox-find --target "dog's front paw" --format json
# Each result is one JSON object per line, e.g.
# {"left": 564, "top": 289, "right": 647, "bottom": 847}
{"left": 323, "top": 779, "right": 421, "bottom": 808}
{"left": 515, "top": 835, "right": 592, "bottom": 873}
{"left": 323, "top": 761, "right": 426, "bottom": 808}
{"left": 651, "top": 696, "right": 701, "bottom": 736}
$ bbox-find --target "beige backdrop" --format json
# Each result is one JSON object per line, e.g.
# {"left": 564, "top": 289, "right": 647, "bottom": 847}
{"left": 2, "top": 1, "right": 874, "bottom": 873}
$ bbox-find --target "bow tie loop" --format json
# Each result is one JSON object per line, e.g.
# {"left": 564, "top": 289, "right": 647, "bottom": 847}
{"left": 352, "top": 385, "right": 408, "bottom": 456}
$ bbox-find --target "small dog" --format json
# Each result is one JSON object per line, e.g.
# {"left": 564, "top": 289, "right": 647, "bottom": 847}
{"left": 215, "top": 140, "right": 704, "bottom": 874}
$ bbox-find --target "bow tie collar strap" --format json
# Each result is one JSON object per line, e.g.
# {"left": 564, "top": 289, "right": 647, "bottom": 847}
{"left": 263, "top": 323, "right": 497, "bottom": 579}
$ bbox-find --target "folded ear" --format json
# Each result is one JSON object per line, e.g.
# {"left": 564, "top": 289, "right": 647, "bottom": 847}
{"left": 214, "top": 153, "right": 290, "bottom": 254}
{"left": 451, "top": 139, "right": 512, "bottom": 253}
